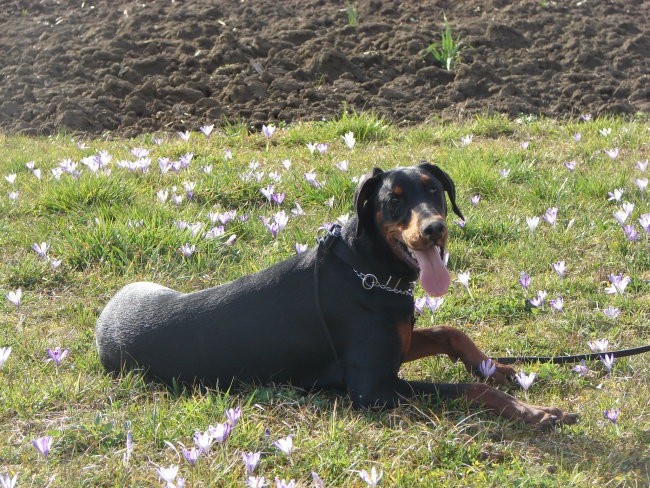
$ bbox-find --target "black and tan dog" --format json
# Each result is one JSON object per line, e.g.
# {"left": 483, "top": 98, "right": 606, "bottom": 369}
{"left": 96, "top": 162, "right": 577, "bottom": 428}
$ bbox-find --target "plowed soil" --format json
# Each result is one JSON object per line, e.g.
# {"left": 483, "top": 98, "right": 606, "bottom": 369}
{"left": 1, "top": 0, "right": 648, "bottom": 137}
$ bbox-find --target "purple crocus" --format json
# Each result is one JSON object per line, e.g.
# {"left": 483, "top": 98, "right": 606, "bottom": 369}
{"left": 194, "top": 431, "right": 213, "bottom": 454}
{"left": 32, "top": 242, "right": 49, "bottom": 259}
{"left": 460, "top": 134, "right": 473, "bottom": 146}
{"left": 315, "top": 143, "right": 328, "bottom": 155}
{"left": 275, "top": 478, "right": 296, "bottom": 488}
{"left": 183, "top": 447, "right": 201, "bottom": 466}
{"left": 635, "top": 178, "right": 648, "bottom": 192}
{"left": 156, "top": 465, "right": 179, "bottom": 484}
{"left": 179, "top": 244, "right": 196, "bottom": 258}
{"left": 247, "top": 476, "right": 269, "bottom": 488}
{"left": 518, "top": 272, "right": 531, "bottom": 290}
{"left": 304, "top": 171, "right": 323, "bottom": 189}
{"left": 543, "top": 207, "right": 558, "bottom": 226}
{"left": 46, "top": 347, "right": 69, "bottom": 366}
{"left": 336, "top": 160, "right": 349, "bottom": 171}
{"left": 581, "top": 113, "right": 592, "bottom": 122}
{"left": 526, "top": 216, "right": 540, "bottom": 234}
{"left": 311, "top": 472, "right": 325, "bottom": 488}
{"left": 271, "top": 192, "right": 286, "bottom": 205}
{"left": 200, "top": 124, "right": 214, "bottom": 138}
{"left": 637, "top": 159, "right": 648, "bottom": 172}
{"left": 272, "top": 435, "right": 294, "bottom": 457}
{"left": 0, "top": 473, "right": 18, "bottom": 488}
{"left": 296, "top": 243, "right": 308, "bottom": 254}
{"left": 4, "top": 288, "right": 22, "bottom": 309}
{"left": 564, "top": 161, "right": 576, "bottom": 172}
{"left": 588, "top": 338, "right": 609, "bottom": 353}
{"left": 549, "top": 297, "right": 564, "bottom": 312}
{"left": 551, "top": 261, "right": 567, "bottom": 278}
{"left": 573, "top": 133, "right": 582, "bottom": 142}
{"left": 638, "top": 214, "right": 650, "bottom": 233}
{"left": 572, "top": 360, "right": 589, "bottom": 377}
{"left": 602, "top": 306, "right": 620, "bottom": 319}
{"left": 414, "top": 296, "right": 444, "bottom": 315}
{"left": 600, "top": 354, "right": 615, "bottom": 374}
{"left": 479, "top": 358, "right": 496, "bottom": 378}
{"left": 208, "top": 421, "right": 231, "bottom": 444}
{"left": 514, "top": 371, "right": 536, "bottom": 391}
{"left": 32, "top": 436, "right": 52, "bottom": 458}
{"left": 359, "top": 467, "right": 383, "bottom": 487}
{"left": 604, "top": 408, "right": 621, "bottom": 424}
{"left": 178, "top": 131, "right": 191, "bottom": 142}
{"left": 262, "top": 124, "right": 276, "bottom": 140}
{"left": 242, "top": 451, "right": 261, "bottom": 476}
{"left": 605, "top": 274, "right": 630, "bottom": 296}
{"left": 469, "top": 195, "right": 481, "bottom": 206}
{"left": 604, "top": 148, "right": 619, "bottom": 159}
{"left": 529, "top": 290, "right": 547, "bottom": 309}
{"left": 622, "top": 225, "right": 639, "bottom": 241}
{"left": 225, "top": 407, "right": 241, "bottom": 426}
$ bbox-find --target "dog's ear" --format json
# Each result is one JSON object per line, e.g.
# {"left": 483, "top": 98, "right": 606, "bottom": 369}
{"left": 418, "top": 161, "right": 465, "bottom": 221}
{"left": 354, "top": 168, "right": 384, "bottom": 237}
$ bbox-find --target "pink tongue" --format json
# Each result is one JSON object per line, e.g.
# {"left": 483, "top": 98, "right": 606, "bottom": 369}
{"left": 412, "top": 248, "right": 450, "bottom": 297}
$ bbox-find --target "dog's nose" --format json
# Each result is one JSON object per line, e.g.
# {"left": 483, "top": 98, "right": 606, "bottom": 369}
{"left": 422, "top": 220, "right": 446, "bottom": 240}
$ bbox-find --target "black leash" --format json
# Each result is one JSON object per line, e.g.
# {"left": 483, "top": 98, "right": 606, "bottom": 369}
{"left": 495, "top": 344, "right": 650, "bottom": 365}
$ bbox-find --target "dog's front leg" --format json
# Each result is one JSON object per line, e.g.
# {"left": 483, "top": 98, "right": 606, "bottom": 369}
{"left": 398, "top": 380, "right": 579, "bottom": 428}
{"left": 403, "top": 326, "right": 515, "bottom": 384}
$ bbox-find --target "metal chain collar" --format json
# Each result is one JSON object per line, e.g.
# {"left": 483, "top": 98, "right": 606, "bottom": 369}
{"left": 353, "top": 269, "right": 415, "bottom": 297}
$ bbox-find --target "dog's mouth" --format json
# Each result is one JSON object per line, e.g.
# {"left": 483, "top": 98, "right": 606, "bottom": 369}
{"left": 392, "top": 238, "right": 451, "bottom": 297}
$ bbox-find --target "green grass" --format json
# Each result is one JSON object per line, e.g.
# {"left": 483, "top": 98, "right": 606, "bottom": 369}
{"left": 1, "top": 114, "right": 649, "bottom": 486}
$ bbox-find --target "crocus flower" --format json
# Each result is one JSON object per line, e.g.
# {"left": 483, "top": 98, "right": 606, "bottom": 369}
{"left": 46, "top": 347, "right": 69, "bottom": 366}
{"left": 581, "top": 113, "right": 592, "bottom": 122}
{"left": 564, "top": 161, "right": 576, "bottom": 172}
{"left": 359, "top": 467, "right": 383, "bottom": 487}
{"left": 572, "top": 360, "right": 589, "bottom": 377}
{"left": 179, "top": 244, "right": 195, "bottom": 258}
{"left": 600, "top": 354, "right": 615, "bottom": 373}
{"left": 529, "top": 290, "right": 547, "bottom": 309}
{"left": 479, "top": 358, "right": 496, "bottom": 378}
{"left": 5, "top": 174, "right": 17, "bottom": 184}
{"left": 5, "top": 288, "right": 22, "bottom": 309}
{"left": 311, "top": 472, "right": 325, "bottom": 488}
{"left": 261, "top": 184, "right": 275, "bottom": 201}
{"left": 605, "top": 274, "right": 630, "bottom": 295}
{"left": 156, "top": 465, "right": 179, "bottom": 484}
{"left": 247, "top": 477, "right": 269, "bottom": 488}
{"left": 272, "top": 435, "right": 294, "bottom": 457}
{"left": 604, "top": 148, "right": 619, "bottom": 159}
{"left": 635, "top": 178, "right": 648, "bottom": 192}
{"left": 271, "top": 192, "right": 286, "bottom": 205}
{"left": 157, "top": 189, "right": 169, "bottom": 203}
{"left": 304, "top": 172, "right": 323, "bottom": 188}
{"left": 454, "top": 219, "right": 466, "bottom": 228}
{"left": 518, "top": 272, "right": 531, "bottom": 290}
{"left": 515, "top": 371, "right": 536, "bottom": 391}
{"left": 551, "top": 261, "right": 567, "bottom": 278}
{"left": 549, "top": 297, "right": 564, "bottom": 312}
{"left": 225, "top": 407, "right": 241, "bottom": 426}
{"left": 613, "top": 209, "right": 629, "bottom": 225}
{"left": 208, "top": 422, "right": 231, "bottom": 444}
{"left": 623, "top": 225, "right": 639, "bottom": 241}
{"left": 8, "top": 191, "right": 19, "bottom": 202}
{"left": 306, "top": 142, "right": 317, "bottom": 154}
{"left": 241, "top": 451, "right": 261, "bottom": 476}
{"left": 602, "top": 306, "right": 620, "bottom": 319}
{"left": 543, "top": 207, "right": 558, "bottom": 226}
{"left": 604, "top": 408, "right": 620, "bottom": 424}
{"left": 460, "top": 134, "right": 473, "bottom": 146}
{"left": 639, "top": 214, "right": 650, "bottom": 233}
{"left": 469, "top": 195, "right": 480, "bottom": 206}
{"left": 194, "top": 430, "right": 213, "bottom": 454}
{"left": 588, "top": 338, "right": 609, "bottom": 353}
{"left": 200, "top": 124, "right": 214, "bottom": 138}
{"left": 0, "top": 473, "right": 18, "bottom": 488}
{"left": 262, "top": 124, "right": 276, "bottom": 139}
{"left": 178, "top": 131, "right": 191, "bottom": 142}
{"left": 296, "top": 243, "right": 308, "bottom": 254}
{"left": 456, "top": 271, "right": 471, "bottom": 295}
{"left": 281, "top": 159, "right": 292, "bottom": 170}
{"left": 573, "top": 133, "right": 582, "bottom": 142}
{"left": 32, "top": 436, "right": 52, "bottom": 458}
{"left": 0, "top": 347, "right": 11, "bottom": 370}
{"left": 607, "top": 188, "right": 624, "bottom": 202}
{"left": 526, "top": 216, "right": 540, "bottom": 234}
{"left": 336, "top": 160, "right": 349, "bottom": 171}
{"left": 32, "top": 242, "right": 49, "bottom": 259}
{"left": 414, "top": 296, "right": 444, "bottom": 315}
{"left": 183, "top": 447, "right": 201, "bottom": 466}
{"left": 183, "top": 181, "right": 196, "bottom": 200}
{"left": 315, "top": 143, "right": 328, "bottom": 155}
{"left": 179, "top": 153, "right": 193, "bottom": 169}
{"left": 499, "top": 168, "right": 510, "bottom": 178}
{"left": 637, "top": 159, "right": 648, "bottom": 172}
{"left": 291, "top": 203, "right": 305, "bottom": 216}
{"left": 520, "top": 141, "right": 530, "bottom": 150}
{"left": 274, "top": 478, "right": 296, "bottom": 488}
{"left": 599, "top": 128, "right": 612, "bottom": 137}
{"left": 342, "top": 131, "right": 356, "bottom": 150}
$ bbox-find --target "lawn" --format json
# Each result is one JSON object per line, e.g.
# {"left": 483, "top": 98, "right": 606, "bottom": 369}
{"left": 0, "top": 113, "right": 648, "bottom": 487}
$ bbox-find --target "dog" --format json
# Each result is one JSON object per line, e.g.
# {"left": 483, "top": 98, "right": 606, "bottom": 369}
{"left": 96, "top": 162, "right": 577, "bottom": 428}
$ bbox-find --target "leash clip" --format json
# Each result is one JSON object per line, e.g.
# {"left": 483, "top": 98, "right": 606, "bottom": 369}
{"left": 360, "top": 273, "right": 379, "bottom": 290}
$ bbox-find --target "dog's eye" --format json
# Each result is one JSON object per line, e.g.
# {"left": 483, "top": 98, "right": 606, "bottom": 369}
{"left": 428, "top": 187, "right": 439, "bottom": 195}
{"left": 389, "top": 196, "right": 401, "bottom": 206}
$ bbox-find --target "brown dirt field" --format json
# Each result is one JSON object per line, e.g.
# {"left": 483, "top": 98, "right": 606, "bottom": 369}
{"left": 0, "top": 0, "right": 648, "bottom": 137}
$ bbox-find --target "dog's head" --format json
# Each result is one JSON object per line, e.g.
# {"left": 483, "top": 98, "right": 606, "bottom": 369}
{"left": 354, "top": 162, "right": 464, "bottom": 296}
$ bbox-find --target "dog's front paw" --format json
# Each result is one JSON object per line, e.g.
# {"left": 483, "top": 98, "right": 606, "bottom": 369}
{"left": 491, "top": 362, "right": 516, "bottom": 384}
